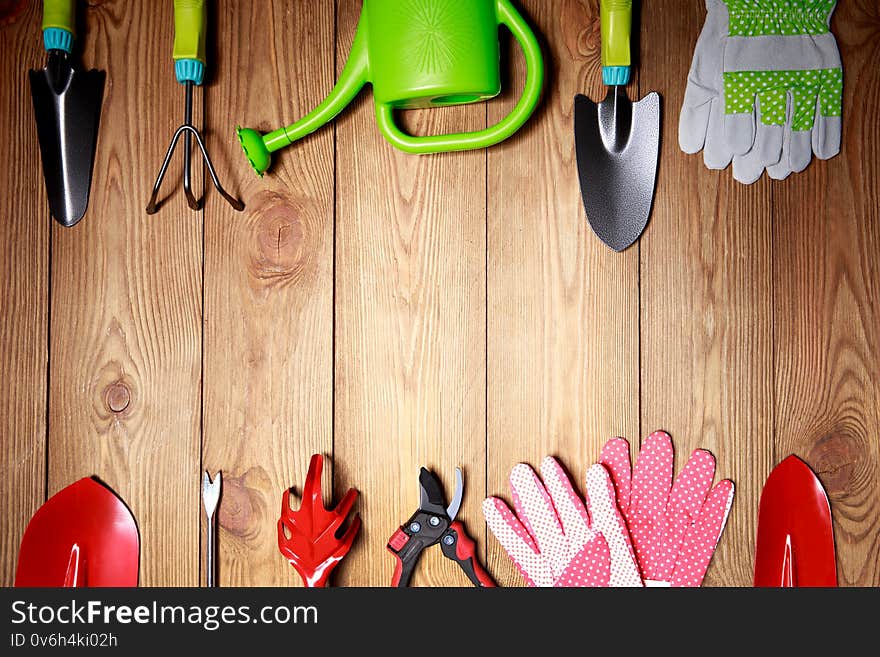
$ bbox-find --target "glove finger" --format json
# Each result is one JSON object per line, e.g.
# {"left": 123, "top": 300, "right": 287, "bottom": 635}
{"left": 599, "top": 437, "right": 633, "bottom": 515}
{"left": 540, "top": 457, "right": 593, "bottom": 548}
{"left": 482, "top": 497, "right": 551, "bottom": 587}
{"left": 554, "top": 535, "right": 612, "bottom": 587}
{"left": 668, "top": 448, "right": 716, "bottom": 521}
{"left": 679, "top": 80, "right": 715, "bottom": 154}
{"left": 703, "top": 97, "right": 734, "bottom": 169}
{"left": 670, "top": 479, "right": 735, "bottom": 587}
{"left": 788, "top": 87, "right": 817, "bottom": 172}
{"left": 732, "top": 152, "right": 765, "bottom": 185}
{"left": 767, "top": 122, "right": 793, "bottom": 180}
{"left": 732, "top": 98, "right": 779, "bottom": 184}
{"left": 724, "top": 112, "right": 756, "bottom": 156}
{"left": 815, "top": 68, "right": 843, "bottom": 159}
{"left": 790, "top": 130, "right": 813, "bottom": 173}
{"left": 631, "top": 431, "right": 674, "bottom": 520}
{"left": 585, "top": 464, "right": 643, "bottom": 587}
{"left": 767, "top": 91, "right": 794, "bottom": 180}
{"left": 721, "top": 69, "right": 758, "bottom": 155}
{"left": 509, "top": 463, "right": 568, "bottom": 578}
{"left": 754, "top": 92, "right": 784, "bottom": 166}
{"left": 813, "top": 113, "right": 842, "bottom": 161}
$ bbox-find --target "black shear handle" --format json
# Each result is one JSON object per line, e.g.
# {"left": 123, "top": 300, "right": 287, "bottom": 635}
{"left": 441, "top": 521, "right": 496, "bottom": 587}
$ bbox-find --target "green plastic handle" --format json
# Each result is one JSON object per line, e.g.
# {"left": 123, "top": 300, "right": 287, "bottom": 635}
{"left": 42, "top": 0, "right": 75, "bottom": 35}
{"left": 600, "top": 0, "right": 632, "bottom": 72}
{"left": 375, "top": 0, "right": 544, "bottom": 154}
{"left": 173, "top": 0, "right": 206, "bottom": 64}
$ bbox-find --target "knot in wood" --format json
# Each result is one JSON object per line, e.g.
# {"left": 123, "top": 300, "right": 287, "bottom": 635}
{"left": 250, "top": 209, "right": 305, "bottom": 283}
{"left": 105, "top": 381, "right": 131, "bottom": 413}
{"left": 219, "top": 474, "right": 261, "bottom": 540}
{"left": 809, "top": 432, "right": 860, "bottom": 496}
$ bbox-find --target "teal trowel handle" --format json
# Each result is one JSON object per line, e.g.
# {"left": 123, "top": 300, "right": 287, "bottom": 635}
{"left": 41, "top": 0, "right": 75, "bottom": 53}
{"left": 600, "top": 0, "right": 632, "bottom": 86}
{"left": 375, "top": 0, "right": 544, "bottom": 154}
{"left": 173, "top": 0, "right": 207, "bottom": 85}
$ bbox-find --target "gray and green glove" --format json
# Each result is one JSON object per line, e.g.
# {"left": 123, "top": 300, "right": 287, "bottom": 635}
{"left": 680, "top": 0, "right": 843, "bottom": 183}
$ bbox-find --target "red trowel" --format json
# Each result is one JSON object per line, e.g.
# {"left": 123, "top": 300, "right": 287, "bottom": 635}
{"left": 754, "top": 456, "right": 837, "bottom": 587}
{"left": 15, "top": 477, "right": 139, "bottom": 587}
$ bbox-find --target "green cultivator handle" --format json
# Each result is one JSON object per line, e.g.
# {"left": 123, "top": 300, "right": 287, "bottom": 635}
{"left": 600, "top": 0, "right": 632, "bottom": 86}
{"left": 173, "top": 0, "right": 207, "bottom": 85}
{"left": 41, "top": 0, "right": 75, "bottom": 53}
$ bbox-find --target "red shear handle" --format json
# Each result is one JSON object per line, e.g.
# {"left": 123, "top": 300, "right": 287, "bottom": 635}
{"left": 387, "top": 528, "right": 420, "bottom": 587}
{"left": 443, "top": 521, "right": 496, "bottom": 587}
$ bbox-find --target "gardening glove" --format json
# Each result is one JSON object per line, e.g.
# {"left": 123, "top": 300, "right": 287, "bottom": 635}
{"left": 680, "top": 0, "right": 777, "bottom": 183}
{"left": 599, "top": 432, "right": 735, "bottom": 587}
{"left": 680, "top": 0, "right": 843, "bottom": 183}
{"left": 482, "top": 457, "right": 643, "bottom": 587}
{"left": 722, "top": 0, "right": 843, "bottom": 176}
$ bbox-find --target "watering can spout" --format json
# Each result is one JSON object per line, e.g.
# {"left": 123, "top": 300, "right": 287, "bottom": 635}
{"left": 237, "top": 22, "right": 370, "bottom": 176}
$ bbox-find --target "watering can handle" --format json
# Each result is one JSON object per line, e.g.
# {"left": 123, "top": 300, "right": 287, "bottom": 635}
{"left": 375, "top": 0, "right": 544, "bottom": 154}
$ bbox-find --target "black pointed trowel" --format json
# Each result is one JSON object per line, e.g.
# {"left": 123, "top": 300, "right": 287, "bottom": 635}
{"left": 29, "top": 0, "right": 104, "bottom": 228}
{"left": 575, "top": 0, "right": 659, "bottom": 252}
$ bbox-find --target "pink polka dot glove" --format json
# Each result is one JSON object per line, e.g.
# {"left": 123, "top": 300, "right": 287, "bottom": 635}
{"left": 600, "top": 431, "right": 735, "bottom": 587}
{"left": 482, "top": 457, "right": 643, "bottom": 587}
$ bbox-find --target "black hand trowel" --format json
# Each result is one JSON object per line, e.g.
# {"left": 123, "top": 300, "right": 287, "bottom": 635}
{"left": 29, "top": 0, "right": 104, "bottom": 228}
{"left": 575, "top": 0, "right": 659, "bottom": 252}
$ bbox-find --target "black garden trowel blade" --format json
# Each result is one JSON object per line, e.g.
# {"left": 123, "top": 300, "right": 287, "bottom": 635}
{"left": 575, "top": 86, "right": 660, "bottom": 252}
{"left": 30, "top": 51, "right": 104, "bottom": 227}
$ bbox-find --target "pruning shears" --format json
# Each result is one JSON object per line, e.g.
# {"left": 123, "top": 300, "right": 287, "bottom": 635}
{"left": 386, "top": 467, "right": 495, "bottom": 587}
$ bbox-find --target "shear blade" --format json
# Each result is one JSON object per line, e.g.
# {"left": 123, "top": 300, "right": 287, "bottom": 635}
{"left": 418, "top": 468, "right": 448, "bottom": 515}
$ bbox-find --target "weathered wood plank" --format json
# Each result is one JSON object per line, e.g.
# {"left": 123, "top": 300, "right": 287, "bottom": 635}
{"left": 0, "top": 1, "right": 48, "bottom": 586}
{"left": 47, "top": 0, "right": 201, "bottom": 586}
{"left": 485, "top": 0, "right": 640, "bottom": 586}
{"left": 203, "top": 0, "right": 336, "bottom": 586}
{"left": 639, "top": 1, "right": 775, "bottom": 586}
{"left": 772, "top": 1, "right": 880, "bottom": 586}
{"left": 333, "top": 0, "right": 488, "bottom": 587}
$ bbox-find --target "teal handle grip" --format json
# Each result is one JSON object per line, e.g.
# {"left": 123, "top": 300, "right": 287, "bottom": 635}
{"left": 600, "top": 0, "right": 632, "bottom": 86}
{"left": 42, "top": 0, "right": 75, "bottom": 53}
{"left": 173, "top": 0, "right": 207, "bottom": 84}
{"left": 374, "top": 0, "right": 544, "bottom": 154}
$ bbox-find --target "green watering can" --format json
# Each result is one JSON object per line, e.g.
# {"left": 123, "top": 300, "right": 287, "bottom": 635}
{"left": 237, "top": 0, "right": 544, "bottom": 176}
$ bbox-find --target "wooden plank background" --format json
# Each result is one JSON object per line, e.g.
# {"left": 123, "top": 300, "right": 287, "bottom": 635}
{"left": 0, "top": 0, "right": 877, "bottom": 587}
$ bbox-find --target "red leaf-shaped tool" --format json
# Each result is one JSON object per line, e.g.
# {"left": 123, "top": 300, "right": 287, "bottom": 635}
{"left": 278, "top": 454, "right": 361, "bottom": 587}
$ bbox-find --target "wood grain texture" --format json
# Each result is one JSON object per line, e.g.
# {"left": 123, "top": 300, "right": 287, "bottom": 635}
{"left": 333, "top": 0, "right": 488, "bottom": 587}
{"left": 203, "top": 0, "right": 335, "bottom": 587}
{"left": 639, "top": 1, "right": 774, "bottom": 586}
{"left": 47, "top": 1, "right": 201, "bottom": 586}
{"left": 486, "top": 0, "right": 640, "bottom": 586}
{"left": 772, "top": 1, "right": 880, "bottom": 586}
{"left": 0, "top": 2, "right": 48, "bottom": 586}
{"left": 0, "top": 0, "right": 878, "bottom": 588}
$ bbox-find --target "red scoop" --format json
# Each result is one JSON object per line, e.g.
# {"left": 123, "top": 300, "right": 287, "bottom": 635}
{"left": 15, "top": 478, "right": 139, "bottom": 587}
{"left": 754, "top": 456, "right": 837, "bottom": 587}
